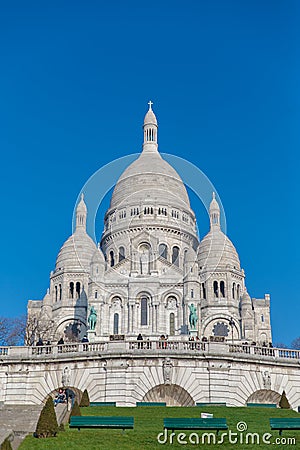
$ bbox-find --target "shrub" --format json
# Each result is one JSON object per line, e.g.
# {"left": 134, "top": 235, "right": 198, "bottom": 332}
{"left": 58, "top": 423, "right": 65, "bottom": 432}
{"left": 69, "top": 400, "right": 81, "bottom": 423}
{"left": 80, "top": 389, "right": 90, "bottom": 407}
{"left": 35, "top": 396, "right": 59, "bottom": 438}
{"left": 279, "top": 390, "right": 290, "bottom": 409}
{"left": 0, "top": 438, "right": 12, "bottom": 450}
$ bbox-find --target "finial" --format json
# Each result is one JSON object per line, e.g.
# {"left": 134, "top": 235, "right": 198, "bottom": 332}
{"left": 148, "top": 100, "right": 153, "bottom": 110}
{"left": 212, "top": 192, "right": 215, "bottom": 200}
{"left": 80, "top": 193, "right": 84, "bottom": 201}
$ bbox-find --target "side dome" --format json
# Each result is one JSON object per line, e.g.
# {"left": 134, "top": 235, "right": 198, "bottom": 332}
{"left": 55, "top": 229, "right": 97, "bottom": 272}
{"left": 197, "top": 192, "right": 241, "bottom": 270}
{"left": 197, "top": 228, "right": 241, "bottom": 270}
{"left": 55, "top": 193, "right": 97, "bottom": 272}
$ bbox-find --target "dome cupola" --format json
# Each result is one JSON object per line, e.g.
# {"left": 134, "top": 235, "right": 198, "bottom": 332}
{"left": 109, "top": 102, "right": 191, "bottom": 210}
{"left": 198, "top": 193, "right": 241, "bottom": 271}
{"left": 55, "top": 194, "right": 97, "bottom": 272}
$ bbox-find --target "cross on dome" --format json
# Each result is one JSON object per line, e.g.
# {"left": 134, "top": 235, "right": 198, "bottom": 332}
{"left": 148, "top": 100, "right": 153, "bottom": 110}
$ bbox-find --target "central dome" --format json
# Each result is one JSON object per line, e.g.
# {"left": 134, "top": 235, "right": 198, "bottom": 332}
{"left": 110, "top": 151, "right": 190, "bottom": 209}
{"left": 110, "top": 104, "right": 190, "bottom": 210}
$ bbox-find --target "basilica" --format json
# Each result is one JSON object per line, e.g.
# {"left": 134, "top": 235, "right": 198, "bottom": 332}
{"left": 27, "top": 104, "right": 272, "bottom": 345}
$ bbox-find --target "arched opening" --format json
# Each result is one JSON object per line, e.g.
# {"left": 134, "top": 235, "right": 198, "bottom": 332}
{"left": 113, "top": 313, "right": 119, "bottom": 334}
{"left": 201, "top": 283, "right": 206, "bottom": 299}
{"left": 59, "top": 284, "right": 62, "bottom": 301}
{"left": 213, "top": 281, "right": 219, "bottom": 298}
{"left": 246, "top": 389, "right": 281, "bottom": 405}
{"left": 110, "top": 250, "right": 115, "bottom": 267}
{"left": 172, "top": 246, "right": 179, "bottom": 266}
{"left": 45, "top": 386, "right": 84, "bottom": 406}
{"left": 69, "top": 282, "right": 74, "bottom": 299}
{"left": 237, "top": 284, "right": 240, "bottom": 299}
{"left": 159, "top": 243, "right": 168, "bottom": 260}
{"left": 232, "top": 282, "right": 236, "bottom": 299}
{"left": 169, "top": 313, "right": 175, "bottom": 336}
{"left": 141, "top": 297, "right": 148, "bottom": 326}
{"left": 76, "top": 282, "right": 81, "bottom": 299}
{"left": 55, "top": 285, "right": 58, "bottom": 302}
{"left": 139, "top": 243, "right": 150, "bottom": 275}
{"left": 220, "top": 281, "right": 225, "bottom": 297}
{"left": 142, "top": 384, "right": 194, "bottom": 406}
{"left": 119, "top": 246, "right": 125, "bottom": 262}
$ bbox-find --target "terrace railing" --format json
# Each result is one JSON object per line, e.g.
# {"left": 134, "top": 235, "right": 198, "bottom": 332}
{"left": 0, "top": 341, "right": 299, "bottom": 361}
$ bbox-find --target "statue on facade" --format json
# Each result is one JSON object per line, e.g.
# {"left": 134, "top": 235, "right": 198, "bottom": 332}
{"left": 88, "top": 305, "right": 97, "bottom": 330}
{"left": 163, "top": 358, "right": 173, "bottom": 385}
{"left": 262, "top": 370, "right": 271, "bottom": 390}
{"left": 188, "top": 303, "right": 198, "bottom": 329}
{"left": 62, "top": 366, "right": 71, "bottom": 386}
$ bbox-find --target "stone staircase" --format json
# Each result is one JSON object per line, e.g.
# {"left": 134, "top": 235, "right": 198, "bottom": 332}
{"left": 0, "top": 402, "right": 69, "bottom": 449}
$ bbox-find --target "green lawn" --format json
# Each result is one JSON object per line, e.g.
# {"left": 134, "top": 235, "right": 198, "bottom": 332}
{"left": 19, "top": 406, "right": 299, "bottom": 450}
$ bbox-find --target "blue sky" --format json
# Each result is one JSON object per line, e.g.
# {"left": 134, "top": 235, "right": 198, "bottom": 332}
{"left": 0, "top": 1, "right": 299, "bottom": 345}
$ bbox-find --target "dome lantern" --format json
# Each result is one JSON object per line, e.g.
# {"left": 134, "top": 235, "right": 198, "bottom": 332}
{"left": 143, "top": 101, "right": 158, "bottom": 154}
{"left": 76, "top": 193, "right": 87, "bottom": 230}
{"left": 209, "top": 192, "right": 220, "bottom": 229}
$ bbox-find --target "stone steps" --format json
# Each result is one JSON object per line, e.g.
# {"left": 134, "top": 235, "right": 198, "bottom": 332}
{"left": 0, "top": 402, "right": 69, "bottom": 449}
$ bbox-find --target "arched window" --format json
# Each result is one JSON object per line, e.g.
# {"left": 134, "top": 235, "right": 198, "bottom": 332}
{"left": 220, "top": 281, "right": 225, "bottom": 297}
{"left": 55, "top": 285, "right": 58, "bottom": 302}
{"left": 232, "top": 282, "right": 236, "bottom": 299}
{"left": 59, "top": 284, "right": 62, "bottom": 301}
{"left": 213, "top": 280, "right": 219, "bottom": 298}
{"left": 113, "top": 313, "right": 119, "bottom": 334}
{"left": 237, "top": 284, "right": 240, "bottom": 299}
{"left": 201, "top": 283, "right": 206, "bottom": 299}
{"left": 159, "top": 243, "right": 168, "bottom": 259}
{"left": 95, "top": 290, "right": 98, "bottom": 299}
{"left": 141, "top": 297, "right": 148, "bottom": 326}
{"left": 172, "top": 246, "right": 179, "bottom": 266}
{"left": 191, "top": 289, "right": 194, "bottom": 299}
{"left": 76, "top": 282, "right": 81, "bottom": 299}
{"left": 170, "top": 313, "right": 175, "bottom": 336}
{"left": 69, "top": 282, "right": 74, "bottom": 299}
{"left": 110, "top": 250, "right": 115, "bottom": 267}
{"left": 119, "top": 246, "right": 125, "bottom": 262}
{"left": 261, "top": 314, "right": 264, "bottom": 323}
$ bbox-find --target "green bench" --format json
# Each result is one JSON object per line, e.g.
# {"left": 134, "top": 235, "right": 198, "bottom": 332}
{"left": 196, "top": 402, "right": 226, "bottom": 407}
{"left": 247, "top": 403, "right": 277, "bottom": 408}
{"left": 136, "top": 402, "right": 166, "bottom": 407}
{"left": 69, "top": 416, "right": 134, "bottom": 431}
{"left": 90, "top": 402, "right": 116, "bottom": 407}
{"left": 163, "top": 418, "right": 228, "bottom": 434}
{"left": 270, "top": 418, "right": 300, "bottom": 436}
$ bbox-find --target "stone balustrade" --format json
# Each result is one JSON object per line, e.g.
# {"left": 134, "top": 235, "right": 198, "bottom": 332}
{"left": 0, "top": 341, "right": 299, "bottom": 360}
{"left": 229, "top": 343, "right": 300, "bottom": 359}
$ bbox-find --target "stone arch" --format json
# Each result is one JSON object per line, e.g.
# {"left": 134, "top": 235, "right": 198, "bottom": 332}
{"left": 43, "top": 386, "right": 84, "bottom": 405}
{"left": 246, "top": 389, "right": 281, "bottom": 405}
{"left": 142, "top": 384, "right": 194, "bottom": 406}
{"left": 202, "top": 315, "right": 240, "bottom": 340}
{"left": 54, "top": 317, "right": 86, "bottom": 342}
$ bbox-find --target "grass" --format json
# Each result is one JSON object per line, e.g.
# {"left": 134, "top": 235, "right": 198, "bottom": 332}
{"left": 19, "top": 405, "right": 299, "bottom": 450}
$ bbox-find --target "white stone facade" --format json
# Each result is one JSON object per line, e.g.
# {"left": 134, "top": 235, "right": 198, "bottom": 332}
{"left": 2, "top": 105, "right": 299, "bottom": 410}
{"left": 28, "top": 104, "right": 272, "bottom": 346}
{"left": 0, "top": 342, "right": 300, "bottom": 409}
